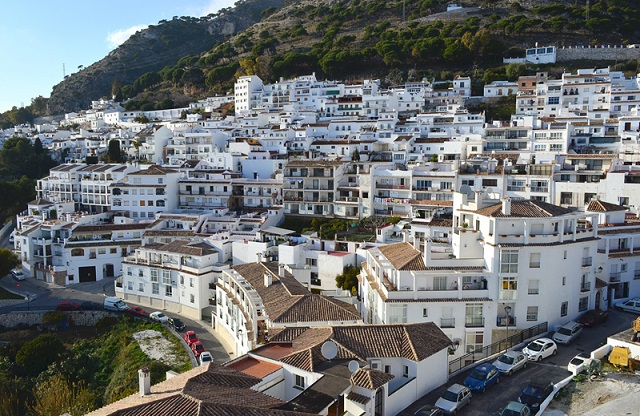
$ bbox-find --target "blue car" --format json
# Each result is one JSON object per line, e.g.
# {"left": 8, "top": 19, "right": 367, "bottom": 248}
{"left": 463, "top": 363, "right": 500, "bottom": 393}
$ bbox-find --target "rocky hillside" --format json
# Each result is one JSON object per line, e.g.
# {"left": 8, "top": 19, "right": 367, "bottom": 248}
{"left": 46, "top": 0, "right": 285, "bottom": 114}
{"left": 46, "top": 0, "right": 640, "bottom": 114}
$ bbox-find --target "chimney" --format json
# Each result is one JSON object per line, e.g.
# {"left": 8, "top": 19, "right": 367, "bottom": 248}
{"left": 502, "top": 197, "right": 511, "bottom": 216}
{"left": 256, "top": 252, "right": 262, "bottom": 263}
{"left": 264, "top": 272, "right": 272, "bottom": 287}
{"left": 423, "top": 238, "right": 432, "bottom": 263}
{"left": 279, "top": 263, "right": 285, "bottom": 278}
{"left": 138, "top": 368, "right": 151, "bottom": 396}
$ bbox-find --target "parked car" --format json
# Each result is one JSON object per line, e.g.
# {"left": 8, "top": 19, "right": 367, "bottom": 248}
{"left": 518, "top": 382, "right": 554, "bottom": 411}
{"left": 55, "top": 301, "right": 79, "bottom": 311}
{"left": 184, "top": 331, "right": 198, "bottom": 347}
{"left": 568, "top": 353, "right": 591, "bottom": 376}
{"left": 576, "top": 309, "right": 609, "bottom": 327}
{"left": 149, "top": 311, "right": 169, "bottom": 323}
{"left": 414, "top": 404, "right": 443, "bottom": 416}
{"left": 522, "top": 337, "right": 557, "bottom": 361}
{"left": 168, "top": 317, "right": 185, "bottom": 331}
{"left": 463, "top": 363, "right": 500, "bottom": 393}
{"left": 127, "top": 306, "right": 148, "bottom": 317}
{"left": 434, "top": 384, "right": 472, "bottom": 415}
{"left": 499, "top": 401, "right": 531, "bottom": 416}
{"left": 191, "top": 341, "right": 206, "bottom": 357}
{"left": 493, "top": 351, "right": 528, "bottom": 375}
{"left": 552, "top": 321, "right": 583, "bottom": 345}
{"left": 11, "top": 269, "right": 25, "bottom": 280}
{"left": 615, "top": 297, "right": 640, "bottom": 314}
{"left": 103, "top": 297, "right": 128, "bottom": 311}
{"left": 198, "top": 351, "right": 213, "bottom": 366}
{"left": 79, "top": 301, "right": 102, "bottom": 311}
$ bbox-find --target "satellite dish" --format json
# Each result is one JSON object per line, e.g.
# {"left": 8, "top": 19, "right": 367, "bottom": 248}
{"left": 321, "top": 341, "right": 338, "bottom": 360}
{"left": 348, "top": 360, "right": 360, "bottom": 373}
{"left": 459, "top": 185, "right": 473, "bottom": 197}
{"left": 484, "top": 187, "right": 493, "bottom": 194}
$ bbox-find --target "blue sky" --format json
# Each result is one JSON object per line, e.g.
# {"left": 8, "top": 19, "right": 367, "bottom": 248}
{"left": 0, "top": 0, "right": 236, "bottom": 113}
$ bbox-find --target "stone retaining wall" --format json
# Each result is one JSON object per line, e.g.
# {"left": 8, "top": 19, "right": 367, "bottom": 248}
{"left": 0, "top": 310, "right": 114, "bottom": 328}
{"left": 557, "top": 46, "right": 640, "bottom": 62}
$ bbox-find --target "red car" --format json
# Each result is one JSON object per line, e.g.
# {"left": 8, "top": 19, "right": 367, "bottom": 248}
{"left": 184, "top": 330, "right": 198, "bottom": 347}
{"left": 55, "top": 301, "right": 79, "bottom": 311}
{"left": 576, "top": 309, "right": 609, "bottom": 328}
{"left": 127, "top": 306, "right": 148, "bottom": 317}
{"left": 191, "top": 341, "right": 206, "bottom": 357}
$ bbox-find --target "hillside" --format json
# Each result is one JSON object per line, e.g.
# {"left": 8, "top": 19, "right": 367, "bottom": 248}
{"left": 46, "top": 0, "right": 286, "bottom": 114}
{"left": 45, "top": 0, "right": 640, "bottom": 114}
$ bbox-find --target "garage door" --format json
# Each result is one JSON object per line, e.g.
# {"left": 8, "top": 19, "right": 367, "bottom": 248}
{"left": 79, "top": 266, "right": 96, "bottom": 282}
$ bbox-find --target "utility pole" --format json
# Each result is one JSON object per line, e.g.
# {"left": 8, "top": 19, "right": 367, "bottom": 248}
{"left": 586, "top": 0, "right": 590, "bottom": 21}
{"left": 63, "top": 63, "right": 66, "bottom": 78}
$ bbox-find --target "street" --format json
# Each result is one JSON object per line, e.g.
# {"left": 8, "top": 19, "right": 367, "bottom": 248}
{"left": 400, "top": 309, "right": 637, "bottom": 416}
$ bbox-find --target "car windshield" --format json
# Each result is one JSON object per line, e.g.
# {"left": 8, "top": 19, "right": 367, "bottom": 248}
{"left": 114, "top": 301, "right": 126, "bottom": 308}
{"left": 442, "top": 390, "right": 459, "bottom": 402}
{"left": 469, "top": 369, "right": 487, "bottom": 380}
{"left": 188, "top": 333, "right": 196, "bottom": 339}
{"left": 201, "top": 355, "right": 212, "bottom": 362}
{"left": 498, "top": 355, "right": 514, "bottom": 365}
{"left": 157, "top": 313, "right": 165, "bottom": 318}
{"left": 557, "top": 327, "right": 572, "bottom": 336}
{"left": 522, "top": 386, "right": 542, "bottom": 398}
{"left": 570, "top": 357, "right": 586, "bottom": 365}
{"left": 195, "top": 344, "right": 204, "bottom": 351}
{"left": 527, "top": 342, "right": 543, "bottom": 351}
{"left": 174, "top": 319, "right": 183, "bottom": 325}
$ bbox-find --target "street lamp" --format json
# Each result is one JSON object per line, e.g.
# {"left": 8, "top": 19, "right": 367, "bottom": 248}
{"left": 504, "top": 305, "right": 512, "bottom": 351}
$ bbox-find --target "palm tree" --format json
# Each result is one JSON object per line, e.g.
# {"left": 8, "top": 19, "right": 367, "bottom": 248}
{"left": 132, "top": 139, "right": 142, "bottom": 161}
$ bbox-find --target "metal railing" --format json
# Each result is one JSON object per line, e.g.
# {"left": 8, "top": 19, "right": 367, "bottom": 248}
{"left": 441, "top": 317, "right": 455, "bottom": 328}
{"left": 582, "top": 257, "right": 593, "bottom": 267}
{"left": 448, "top": 321, "right": 548, "bottom": 374}
{"left": 465, "top": 316, "right": 485, "bottom": 327}
{"left": 580, "top": 282, "right": 592, "bottom": 292}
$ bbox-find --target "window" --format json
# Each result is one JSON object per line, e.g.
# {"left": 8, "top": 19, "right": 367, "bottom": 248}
{"left": 389, "top": 304, "right": 407, "bottom": 324}
{"left": 295, "top": 375, "right": 305, "bottom": 389}
{"left": 466, "top": 331, "right": 484, "bottom": 353}
{"left": 548, "top": 97, "right": 559, "bottom": 105}
{"left": 402, "top": 365, "right": 409, "bottom": 378}
{"left": 165, "top": 285, "right": 173, "bottom": 296}
{"left": 526, "top": 306, "right": 538, "bottom": 321}
{"left": 422, "top": 308, "right": 428, "bottom": 317}
{"left": 305, "top": 258, "right": 317, "bottom": 267}
{"left": 180, "top": 275, "right": 184, "bottom": 285}
{"left": 150, "top": 269, "right": 159, "bottom": 282}
{"left": 482, "top": 179, "right": 498, "bottom": 187}
{"left": 529, "top": 253, "right": 541, "bottom": 268}
{"left": 562, "top": 276, "right": 566, "bottom": 286}
{"left": 152, "top": 283, "right": 159, "bottom": 295}
{"left": 500, "top": 250, "right": 519, "bottom": 273}
{"left": 465, "top": 303, "right": 484, "bottom": 327}
{"left": 528, "top": 279, "right": 540, "bottom": 295}
{"left": 71, "top": 248, "right": 84, "bottom": 257}
{"left": 561, "top": 301, "right": 568, "bottom": 317}
{"left": 162, "top": 270, "right": 171, "bottom": 284}
{"left": 138, "top": 283, "right": 144, "bottom": 292}
{"left": 384, "top": 365, "right": 391, "bottom": 374}
{"left": 127, "top": 267, "right": 132, "bottom": 276}
{"left": 433, "top": 276, "right": 447, "bottom": 291}
{"left": 127, "top": 281, "right": 133, "bottom": 290}
{"left": 500, "top": 277, "right": 517, "bottom": 300}
{"left": 578, "top": 297, "right": 588, "bottom": 312}
{"left": 190, "top": 294, "right": 195, "bottom": 303}
{"left": 190, "top": 278, "right": 194, "bottom": 288}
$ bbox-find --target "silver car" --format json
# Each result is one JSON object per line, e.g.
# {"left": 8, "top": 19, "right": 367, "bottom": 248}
{"left": 493, "top": 351, "right": 528, "bottom": 375}
{"left": 435, "top": 383, "right": 472, "bottom": 415}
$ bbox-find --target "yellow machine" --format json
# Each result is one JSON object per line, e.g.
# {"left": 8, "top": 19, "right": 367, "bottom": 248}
{"left": 609, "top": 346, "right": 630, "bottom": 367}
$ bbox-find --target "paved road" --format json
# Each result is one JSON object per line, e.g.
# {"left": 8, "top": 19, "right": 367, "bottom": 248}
{"left": 400, "top": 309, "right": 637, "bottom": 416}
{"left": 0, "top": 274, "right": 231, "bottom": 364}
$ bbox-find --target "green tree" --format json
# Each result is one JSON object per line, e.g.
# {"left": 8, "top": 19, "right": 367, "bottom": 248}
{"left": 0, "top": 248, "right": 18, "bottom": 276}
{"left": 335, "top": 265, "right": 361, "bottom": 294}
{"left": 16, "top": 334, "right": 66, "bottom": 377}
{"left": 106, "top": 140, "right": 123, "bottom": 163}
{"left": 30, "top": 374, "right": 94, "bottom": 416}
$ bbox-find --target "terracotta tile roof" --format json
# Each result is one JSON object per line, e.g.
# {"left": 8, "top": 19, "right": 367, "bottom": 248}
{"left": 226, "top": 356, "right": 282, "bottom": 379}
{"left": 350, "top": 368, "right": 394, "bottom": 390}
{"left": 474, "top": 200, "right": 573, "bottom": 218}
{"left": 410, "top": 199, "right": 454, "bottom": 207}
{"left": 232, "top": 263, "right": 360, "bottom": 324}
{"left": 378, "top": 242, "right": 427, "bottom": 270}
{"left": 347, "top": 391, "right": 371, "bottom": 404}
{"left": 143, "top": 230, "right": 196, "bottom": 237}
{"left": 107, "top": 394, "right": 197, "bottom": 416}
{"left": 132, "top": 165, "right": 178, "bottom": 175}
{"left": 587, "top": 199, "right": 627, "bottom": 212}
{"left": 73, "top": 223, "right": 150, "bottom": 232}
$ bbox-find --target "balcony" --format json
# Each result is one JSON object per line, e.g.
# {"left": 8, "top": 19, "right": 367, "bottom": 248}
{"left": 499, "top": 290, "right": 517, "bottom": 301}
{"left": 376, "top": 183, "right": 410, "bottom": 190}
{"left": 336, "top": 197, "right": 359, "bottom": 203}
{"left": 610, "top": 272, "right": 621, "bottom": 283}
{"left": 465, "top": 316, "right": 485, "bottom": 328}
{"left": 530, "top": 186, "right": 549, "bottom": 193}
{"left": 440, "top": 317, "right": 455, "bottom": 328}
{"left": 580, "top": 282, "right": 592, "bottom": 292}
{"left": 635, "top": 270, "right": 640, "bottom": 280}
{"left": 581, "top": 257, "right": 593, "bottom": 267}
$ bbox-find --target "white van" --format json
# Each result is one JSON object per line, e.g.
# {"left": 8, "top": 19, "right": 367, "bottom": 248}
{"left": 103, "top": 297, "right": 128, "bottom": 311}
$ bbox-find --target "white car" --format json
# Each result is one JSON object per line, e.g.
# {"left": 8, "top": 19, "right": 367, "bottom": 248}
{"left": 522, "top": 338, "right": 557, "bottom": 362}
{"left": 11, "top": 269, "right": 25, "bottom": 280}
{"left": 199, "top": 351, "right": 213, "bottom": 366}
{"left": 615, "top": 297, "right": 640, "bottom": 314}
{"left": 568, "top": 353, "right": 590, "bottom": 376}
{"left": 552, "top": 321, "right": 583, "bottom": 345}
{"left": 435, "top": 383, "right": 472, "bottom": 415}
{"left": 149, "top": 311, "right": 169, "bottom": 323}
{"left": 493, "top": 351, "right": 528, "bottom": 375}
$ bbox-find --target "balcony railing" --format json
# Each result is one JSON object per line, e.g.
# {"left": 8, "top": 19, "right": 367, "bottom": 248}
{"left": 582, "top": 257, "right": 593, "bottom": 267}
{"left": 465, "top": 316, "right": 485, "bottom": 328}
{"left": 499, "top": 290, "right": 517, "bottom": 301}
{"left": 580, "top": 282, "right": 592, "bottom": 292}
{"left": 376, "top": 183, "right": 410, "bottom": 190}
{"left": 496, "top": 316, "right": 516, "bottom": 327}
{"left": 610, "top": 272, "right": 621, "bottom": 283}
{"left": 530, "top": 186, "right": 549, "bottom": 193}
{"left": 440, "top": 317, "right": 455, "bottom": 328}
{"left": 635, "top": 270, "right": 640, "bottom": 279}
{"left": 528, "top": 288, "right": 539, "bottom": 295}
